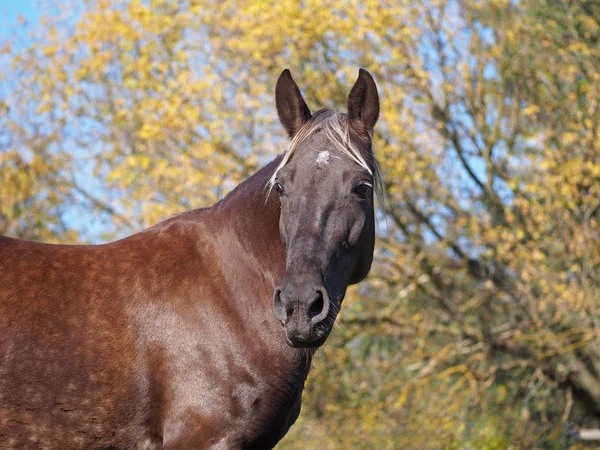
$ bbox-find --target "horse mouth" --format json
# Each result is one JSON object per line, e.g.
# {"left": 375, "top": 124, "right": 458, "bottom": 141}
{"left": 284, "top": 333, "right": 328, "bottom": 349}
{"left": 283, "top": 312, "right": 335, "bottom": 348}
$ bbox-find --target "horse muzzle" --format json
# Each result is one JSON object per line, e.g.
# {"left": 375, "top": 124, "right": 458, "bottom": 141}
{"left": 273, "top": 278, "right": 332, "bottom": 348}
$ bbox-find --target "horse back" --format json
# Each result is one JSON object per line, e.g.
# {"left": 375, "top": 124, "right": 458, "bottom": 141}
{"left": 0, "top": 233, "right": 171, "bottom": 448}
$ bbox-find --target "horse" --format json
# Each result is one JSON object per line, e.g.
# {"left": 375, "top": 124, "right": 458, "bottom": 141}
{"left": 0, "top": 68, "right": 381, "bottom": 449}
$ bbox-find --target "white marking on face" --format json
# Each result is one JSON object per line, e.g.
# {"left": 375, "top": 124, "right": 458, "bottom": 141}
{"left": 316, "top": 151, "right": 330, "bottom": 166}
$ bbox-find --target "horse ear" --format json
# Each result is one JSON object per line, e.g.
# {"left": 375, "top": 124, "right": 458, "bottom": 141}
{"left": 347, "top": 68, "right": 379, "bottom": 133}
{"left": 275, "top": 69, "right": 312, "bottom": 138}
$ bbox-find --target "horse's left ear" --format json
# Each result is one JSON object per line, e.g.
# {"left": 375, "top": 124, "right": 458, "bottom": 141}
{"left": 347, "top": 68, "right": 379, "bottom": 133}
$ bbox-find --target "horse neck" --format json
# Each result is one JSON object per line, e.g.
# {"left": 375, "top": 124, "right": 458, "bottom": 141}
{"left": 215, "top": 155, "right": 287, "bottom": 303}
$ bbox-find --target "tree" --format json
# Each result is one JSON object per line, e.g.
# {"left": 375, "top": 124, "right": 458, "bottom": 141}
{"left": 2, "top": 0, "right": 599, "bottom": 447}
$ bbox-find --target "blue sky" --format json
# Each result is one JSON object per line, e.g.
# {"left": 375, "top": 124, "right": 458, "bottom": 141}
{"left": 1, "top": 1, "right": 38, "bottom": 36}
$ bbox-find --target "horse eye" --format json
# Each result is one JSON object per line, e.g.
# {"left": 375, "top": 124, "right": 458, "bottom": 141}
{"left": 353, "top": 183, "right": 371, "bottom": 199}
{"left": 274, "top": 182, "right": 285, "bottom": 195}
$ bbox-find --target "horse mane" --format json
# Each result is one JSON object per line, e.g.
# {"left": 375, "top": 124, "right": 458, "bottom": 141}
{"left": 267, "top": 109, "right": 383, "bottom": 202}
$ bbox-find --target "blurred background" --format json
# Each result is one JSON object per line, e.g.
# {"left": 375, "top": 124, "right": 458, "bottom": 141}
{"left": 1, "top": 0, "right": 600, "bottom": 448}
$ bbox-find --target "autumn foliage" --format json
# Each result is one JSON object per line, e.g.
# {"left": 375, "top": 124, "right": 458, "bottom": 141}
{"left": 2, "top": 0, "right": 600, "bottom": 448}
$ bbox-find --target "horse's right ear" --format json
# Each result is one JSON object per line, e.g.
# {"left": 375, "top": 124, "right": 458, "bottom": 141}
{"left": 275, "top": 69, "right": 312, "bottom": 138}
{"left": 347, "top": 68, "right": 379, "bottom": 133}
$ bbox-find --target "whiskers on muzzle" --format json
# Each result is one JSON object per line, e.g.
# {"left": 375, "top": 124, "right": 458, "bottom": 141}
{"left": 312, "top": 300, "right": 341, "bottom": 337}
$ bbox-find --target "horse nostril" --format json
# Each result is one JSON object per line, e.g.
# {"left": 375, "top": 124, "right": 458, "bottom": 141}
{"left": 308, "top": 291, "right": 324, "bottom": 319}
{"left": 273, "top": 288, "right": 287, "bottom": 325}
{"left": 286, "top": 303, "right": 295, "bottom": 319}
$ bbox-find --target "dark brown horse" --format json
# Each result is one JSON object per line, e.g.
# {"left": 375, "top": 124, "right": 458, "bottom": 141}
{"left": 0, "top": 69, "right": 381, "bottom": 449}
